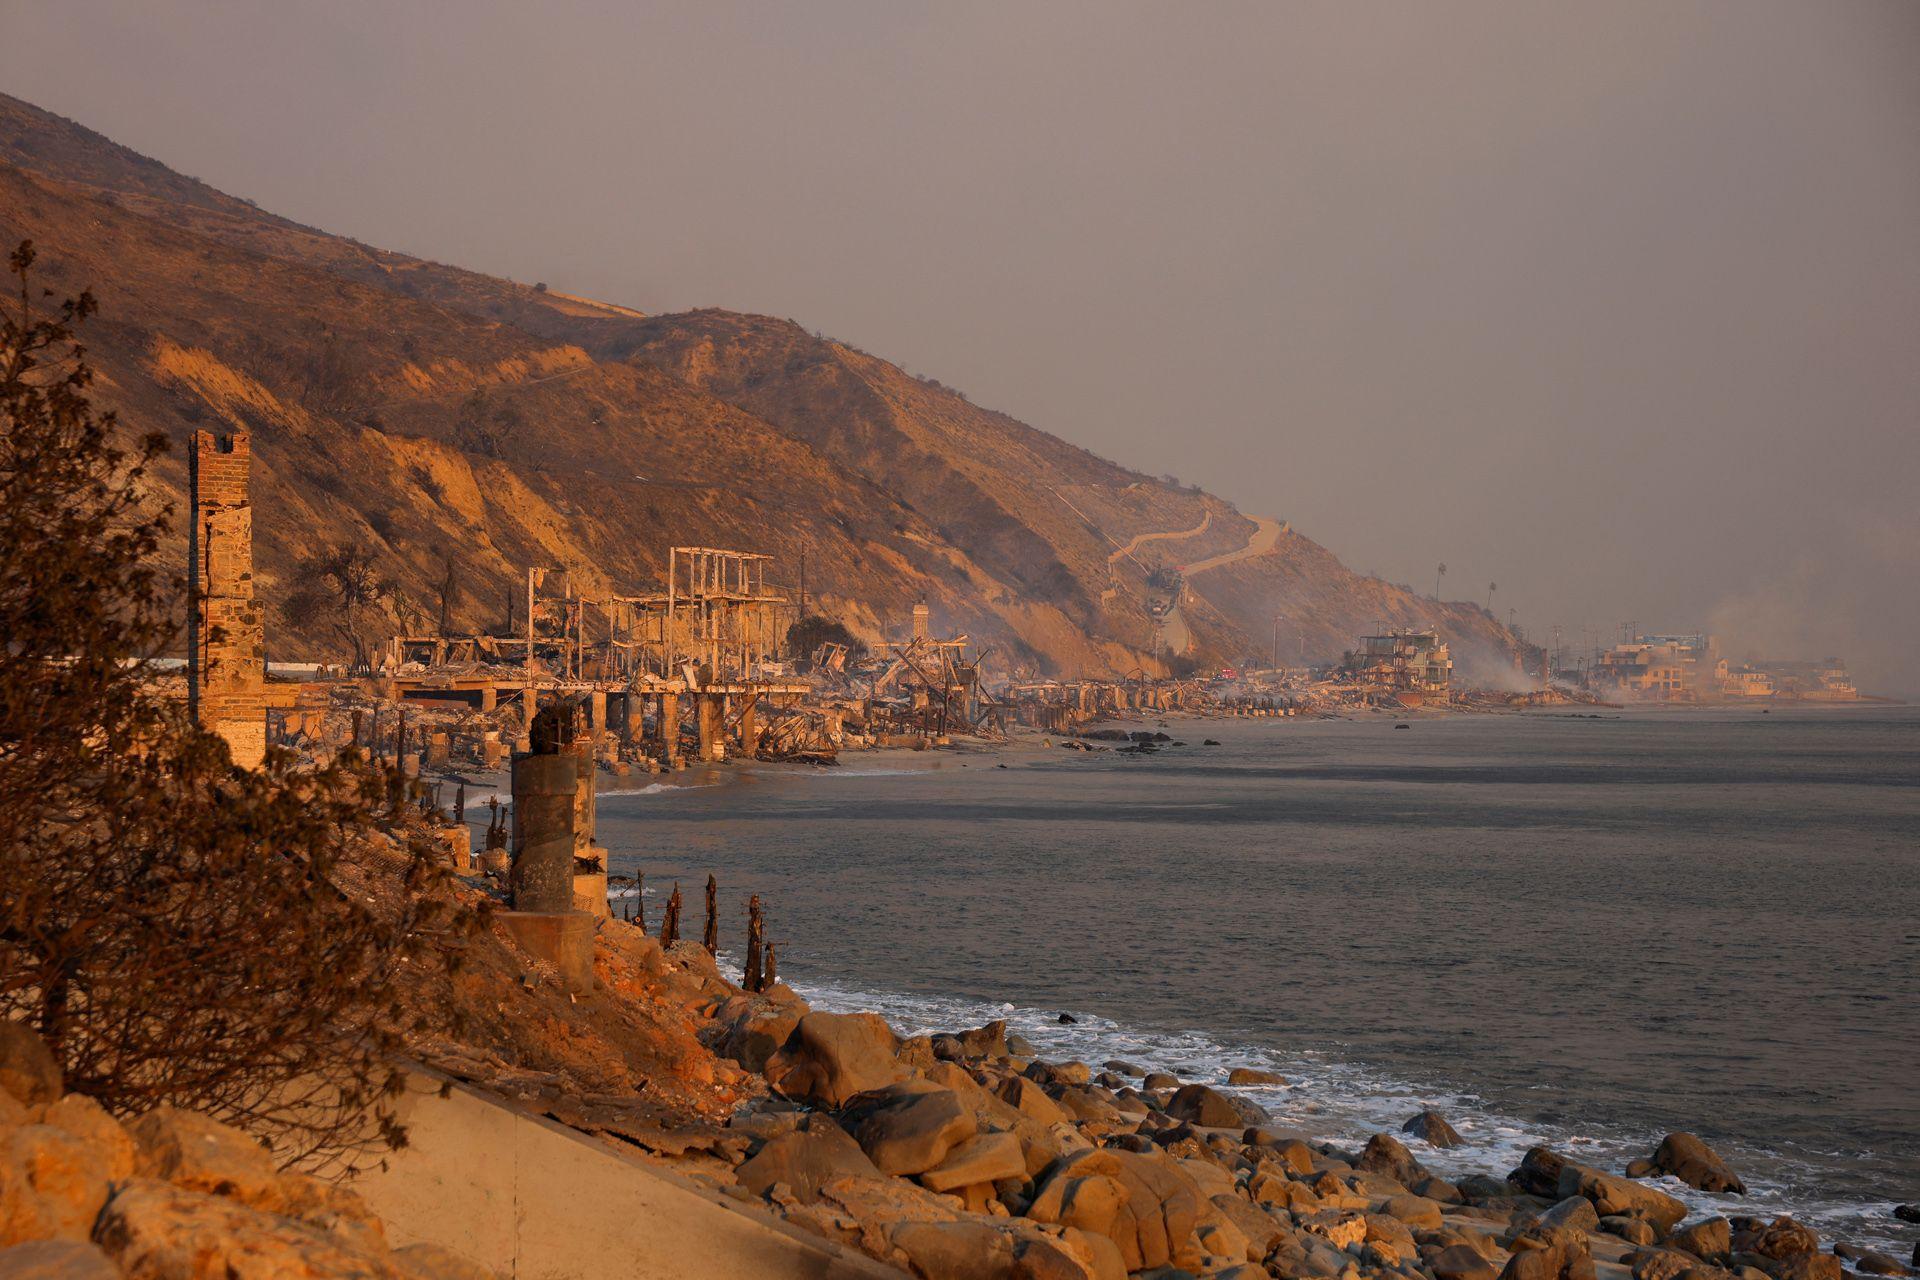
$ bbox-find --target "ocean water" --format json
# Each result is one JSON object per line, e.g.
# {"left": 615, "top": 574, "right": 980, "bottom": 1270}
{"left": 597, "top": 706, "right": 1920, "bottom": 1252}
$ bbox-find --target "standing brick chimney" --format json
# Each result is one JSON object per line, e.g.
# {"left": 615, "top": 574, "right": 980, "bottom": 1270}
{"left": 188, "top": 431, "right": 266, "bottom": 768}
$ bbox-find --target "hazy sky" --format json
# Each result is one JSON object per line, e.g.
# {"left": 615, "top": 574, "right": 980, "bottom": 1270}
{"left": 5, "top": 2, "right": 1917, "bottom": 688}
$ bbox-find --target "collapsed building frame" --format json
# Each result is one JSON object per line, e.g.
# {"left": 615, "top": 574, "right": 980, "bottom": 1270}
{"left": 382, "top": 547, "right": 812, "bottom": 766}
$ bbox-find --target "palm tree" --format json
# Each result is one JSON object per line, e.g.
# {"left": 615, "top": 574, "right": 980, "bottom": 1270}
{"left": 1486, "top": 581, "right": 1498, "bottom": 610}
{"left": 1434, "top": 562, "right": 1447, "bottom": 598}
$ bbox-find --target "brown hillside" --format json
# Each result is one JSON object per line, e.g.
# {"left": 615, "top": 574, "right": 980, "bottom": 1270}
{"left": 0, "top": 90, "right": 1521, "bottom": 676}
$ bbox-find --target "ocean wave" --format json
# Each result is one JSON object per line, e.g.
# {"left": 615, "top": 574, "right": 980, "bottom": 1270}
{"left": 783, "top": 971, "right": 1905, "bottom": 1254}
{"left": 601, "top": 781, "right": 705, "bottom": 797}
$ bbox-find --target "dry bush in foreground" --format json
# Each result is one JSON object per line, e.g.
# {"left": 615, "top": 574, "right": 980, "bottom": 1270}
{"left": 0, "top": 240, "right": 476, "bottom": 1169}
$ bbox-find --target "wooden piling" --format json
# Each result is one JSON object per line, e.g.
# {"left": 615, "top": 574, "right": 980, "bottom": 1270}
{"left": 703, "top": 875, "right": 718, "bottom": 954}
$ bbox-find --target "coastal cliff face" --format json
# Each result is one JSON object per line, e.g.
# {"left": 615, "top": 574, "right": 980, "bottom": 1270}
{"left": 0, "top": 91, "right": 1521, "bottom": 677}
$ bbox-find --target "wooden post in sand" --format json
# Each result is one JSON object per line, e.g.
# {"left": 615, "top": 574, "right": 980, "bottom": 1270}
{"left": 703, "top": 875, "right": 718, "bottom": 954}
{"left": 661, "top": 883, "right": 682, "bottom": 946}
{"left": 743, "top": 894, "right": 765, "bottom": 993}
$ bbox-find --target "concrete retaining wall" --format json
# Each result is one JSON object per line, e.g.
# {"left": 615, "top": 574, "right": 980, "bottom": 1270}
{"left": 350, "top": 1068, "right": 902, "bottom": 1280}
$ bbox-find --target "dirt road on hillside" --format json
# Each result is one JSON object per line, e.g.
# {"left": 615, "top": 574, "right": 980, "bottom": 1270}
{"left": 1108, "top": 509, "right": 1213, "bottom": 564}
{"left": 1181, "top": 516, "right": 1283, "bottom": 576}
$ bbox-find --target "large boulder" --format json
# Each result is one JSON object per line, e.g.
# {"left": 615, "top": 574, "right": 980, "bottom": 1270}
{"left": 93, "top": 1178, "right": 400, "bottom": 1279}
{"left": 1557, "top": 1164, "right": 1688, "bottom": 1233}
{"left": 711, "top": 998, "right": 806, "bottom": 1073}
{"left": 1027, "top": 1147, "right": 1206, "bottom": 1273}
{"left": 997, "top": 1076, "right": 1069, "bottom": 1127}
{"left": 0, "top": 1240, "right": 120, "bottom": 1279}
{"left": 1299, "top": 1208, "right": 1369, "bottom": 1251}
{"left": 1024, "top": 1061, "right": 1092, "bottom": 1088}
{"left": 929, "top": 1021, "right": 1010, "bottom": 1063}
{"left": 1734, "top": 1216, "right": 1822, "bottom": 1261}
{"left": 2, "top": 1123, "right": 117, "bottom": 1245}
{"left": 0, "top": 1024, "right": 61, "bottom": 1109}
{"left": 762, "top": 1011, "right": 904, "bottom": 1107}
{"left": 1512, "top": 1147, "right": 1573, "bottom": 1198}
{"left": 1382, "top": 1194, "right": 1445, "bottom": 1229}
{"left": 35, "top": 1097, "right": 135, "bottom": 1184}
{"left": 1500, "top": 1238, "right": 1597, "bottom": 1280}
{"left": 1514, "top": 1196, "right": 1600, "bottom": 1251}
{"left": 919, "top": 1132, "right": 1026, "bottom": 1194}
{"left": 925, "top": 1065, "right": 1068, "bottom": 1179}
{"left": 1049, "top": 1087, "right": 1123, "bottom": 1126}
{"left": 1164, "top": 1084, "right": 1244, "bottom": 1129}
{"left": 1430, "top": 1242, "right": 1501, "bottom": 1280}
{"left": 1357, "top": 1132, "right": 1427, "bottom": 1188}
{"left": 838, "top": 1082, "right": 976, "bottom": 1177}
{"left": 1835, "top": 1245, "right": 1911, "bottom": 1278}
{"left": 1458, "top": 1173, "right": 1514, "bottom": 1203}
{"left": 1629, "top": 1248, "right": 1698, "bottom": 1280}
{"left": 129, "top": 1106, "right": 284, "bottom": 1212}
{"left": 1651, "top": 1133, "right": 1746, "bottom": 1195}
{"left": 1601, "top": 1215, "right": 1658, "bottom": 1246}
{"left": 1209, "top": 1192, "right": 1293, "bottom": 1257}
{"left": 888, "top": 1218, "right": 1116, "bottom": 1280}
{"left": 1404, "top": 1110, "right": 1464, "bottom": 1149}
{"left": 1760, "top": 1256, "right": 1844, "bottom": 1280}
{"left": 1227, "top": 1067, "right": 1286, "bottom": 1087}
{"left": 1247, "top": 1133, "right": 1317, "bottom": 1176}
{"left": 1667, "top": 1216, "right": 1732, "bottom": 1262}
{"left": 733, "top": 1118, "right": 884, "bottom": 1204}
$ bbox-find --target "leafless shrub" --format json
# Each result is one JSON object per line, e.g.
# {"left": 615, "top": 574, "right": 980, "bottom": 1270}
{"left": 0, "top": 241, "right": 478, "bottom": 1170}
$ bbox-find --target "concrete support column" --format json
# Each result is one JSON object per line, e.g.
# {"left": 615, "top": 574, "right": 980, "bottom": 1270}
{"left": 624, "top": 693, "right": 644, "bottom": 747}
{"left": 510, "top": 753, "right": 577, "bottom": 913}
{"left": 738, "top": 696, "right": 759, "bottom": 759}
{"left": 588, "top": 689, "right": 607, "bottom": 742}
{"left": 659, "top": 692, "right": 680, "bottom": 763}
{"left": 696, "top": 694, "right": 724, "bottom": 762}
{"left": 571, "top": 740, "right": 596, "bottom": 858}
{"left": 479, "top": 684, "right": 497, "bottom": 713}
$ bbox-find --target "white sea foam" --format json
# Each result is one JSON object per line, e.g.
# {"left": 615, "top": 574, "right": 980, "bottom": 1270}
{"left": 782, "top": 970, "right": 1906, "bottom": 1253}
{"left": 601, "top": 781, "right": 703, "bottom": 797}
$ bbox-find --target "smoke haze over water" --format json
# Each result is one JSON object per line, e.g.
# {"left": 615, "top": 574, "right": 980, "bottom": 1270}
{"left": 1706, "top": 510, "right": 1920, "bottom": 699}
{"left": 2, "top": 2, "right": 1914, "bottom": 670}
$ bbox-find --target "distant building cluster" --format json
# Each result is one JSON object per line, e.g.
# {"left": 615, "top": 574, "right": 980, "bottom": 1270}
{"left": 1339, "top": 630, "right": 1452, "bottom": 696}
{"left": 1590, "top": 634, "right": 1858, "bottom": 703}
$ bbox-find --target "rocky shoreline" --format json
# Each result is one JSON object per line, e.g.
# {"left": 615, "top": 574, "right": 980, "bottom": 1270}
{"left": 548, "top": 926, "right": 1918, "bottom": 1280}
{"left": 5, "top": 878, "right": 1914, "bottom": 1280}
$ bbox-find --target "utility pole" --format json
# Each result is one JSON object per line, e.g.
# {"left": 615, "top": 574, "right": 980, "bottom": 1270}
{"left": 525, "top": 566, "right": 540, "bottom": 684}
{"left": 1271, "top": 614, "right": 1282, "bottom": 670}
